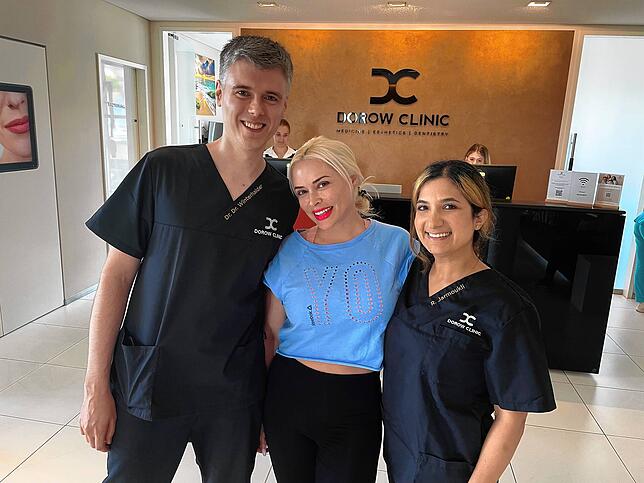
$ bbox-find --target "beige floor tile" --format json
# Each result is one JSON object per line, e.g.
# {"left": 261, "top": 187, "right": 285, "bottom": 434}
{"left": 608, "top": 436, "right": 644, "bottom": 483}
{"left": 548, "top": 369, "right": 568, "bottom": 383}
{"left": 632, "top": 356, "right": 644, "bottom": 372}
{"left": 35, "top": 299, "right": 93, "bottom": 329}
{"left": 0, "top": 415, "right": 62, "bottom": 480}
{"left": 607, "top": 328, "right": 644, "bottom": 357}
{"left": 577, "top": 385, "right": 644, "bottom": 439}
{"left": 566, "top": 353, "right": 644, "bottom": 391}
{"left": 603, "top": 334, "right": 626, "bottom": 354}
{"left": 0, "top": 324, "right": 87, "bottom": 363}
{"left": 511, "top": 426, "right": 632, "bottom": 482}
{"left": 252, "top": 452, "right": 273, "bottom": 483}
{"left": 80, "top": 292, "right": 96, "bottom": 301}
{"left": 0, "top": 364, "right": 85, "bottom": 424}
{"left": 611, "top": 295, "right": 636, "bottom": 309}
{"left": 608, "top": 307, "right": 644, "bottom": 331}
{"left": 172, "top": 443, "right": 202, "bottom": 482}
{"left": 48, "top": 338, "right": 88, "bottom": 369}
{"left": 0, "top": 359, "right": 41, "bottom": 391}
{"left": 65, "top": 412, "right": 80, "bottom": 428}
{"left": 500, "top": 465, "right": 516, "bottom": 483}
{"left": 375, "top": 470, "right": 388, "bottom": 482}
{"left": 527, "top": 381, "right": 601, "bottom": 433}
{"left": 2, "top": 426, "right": 106, "bottom": 482}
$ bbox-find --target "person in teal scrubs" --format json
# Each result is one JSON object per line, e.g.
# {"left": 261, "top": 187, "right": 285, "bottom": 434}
{"left": 635, "top": 212, "right": 644, "bottom": 312}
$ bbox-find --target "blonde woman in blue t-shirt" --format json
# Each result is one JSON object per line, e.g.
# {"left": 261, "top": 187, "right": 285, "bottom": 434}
{"left": 261, "top": 136, "right": 415, "bottom": 483}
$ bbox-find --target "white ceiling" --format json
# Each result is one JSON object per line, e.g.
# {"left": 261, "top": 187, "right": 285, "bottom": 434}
{"left": 104, "top": 0, "right": 644, "bottom": 25}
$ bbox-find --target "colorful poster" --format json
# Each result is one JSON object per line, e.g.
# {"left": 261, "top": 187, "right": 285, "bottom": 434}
{"left": 0, "top": 82, "right": 38, "bottom": 173}
{"left": 195, "top": 54, "right": 216, "bottom": 117}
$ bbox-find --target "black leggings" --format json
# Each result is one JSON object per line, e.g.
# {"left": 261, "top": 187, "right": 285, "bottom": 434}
{"left": 264, "top": 355, "right": 382, "bottom": 483}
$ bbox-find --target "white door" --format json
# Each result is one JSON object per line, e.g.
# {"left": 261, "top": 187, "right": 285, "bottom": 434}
{"left": 100, "top": 60, "right": 140, "bottom": 197}
{"left": 568, "top": 35, "right": 644, "bottom": 291}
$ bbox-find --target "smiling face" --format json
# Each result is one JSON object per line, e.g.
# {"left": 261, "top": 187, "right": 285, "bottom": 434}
{"left": 414, "top": 177, "right": 488, "bottom": 261}
{"left": 290, "top": 157, "right": 357, "bottom": 231}
{"left": 273, "top": 124, "right": 290, "bottom": 148}
{"left": 215, "top": 59, "right": 288, "bottom": 153}
{"left": 0, "top": 91, "right": 31, "bottom": 164}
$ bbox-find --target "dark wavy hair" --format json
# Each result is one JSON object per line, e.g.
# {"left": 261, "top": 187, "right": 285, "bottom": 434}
{"left": 410, "top": 160, "right": 495, "bottom": 272}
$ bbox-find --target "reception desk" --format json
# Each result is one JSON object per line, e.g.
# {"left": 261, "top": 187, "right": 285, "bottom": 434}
{"left": 372, "top": 196, "right": 626, "bottom": 373}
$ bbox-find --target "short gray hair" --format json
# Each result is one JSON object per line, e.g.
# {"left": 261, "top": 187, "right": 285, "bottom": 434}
{"left": 219, "top": 35, "right": 293, "bottom": 90}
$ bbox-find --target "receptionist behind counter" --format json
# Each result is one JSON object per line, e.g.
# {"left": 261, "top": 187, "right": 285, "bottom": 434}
{"left": 383, "top": 160, "right": 555, "bottom": 483}
{"left": 264, "top": 118, "right": 296, "bottom": 158}
{"left": 464, "top": 143, "right": 491, "bottom": 165}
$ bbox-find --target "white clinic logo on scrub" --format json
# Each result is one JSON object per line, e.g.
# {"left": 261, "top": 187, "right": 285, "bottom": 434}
{"left": 265, "top": 217, "right": 278, "bottom": 231}
{"left": 254, "top": 217, "right": 283, "bottom": 239}
{"left": 459, "top": 312, "right": 476, "bottom": 326}
{"left": 446, "top": 311, "right": 482, "bottom": 336}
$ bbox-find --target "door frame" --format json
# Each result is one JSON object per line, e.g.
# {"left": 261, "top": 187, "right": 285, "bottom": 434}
{"left": 96, "top": 54, "right": 150, "bottom": 201}
{"left": 555, "top": 29, "right": 644, "bottom": 296}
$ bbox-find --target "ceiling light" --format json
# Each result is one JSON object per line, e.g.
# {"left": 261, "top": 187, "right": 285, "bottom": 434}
{"left": 387, "top": 2, "right": 408, "bottom": 7}
{"left": 257, "top": 1, "right": 277, "bottom": 6}
{"left": 527, "top": 1, "right": 551, "bottom": 6}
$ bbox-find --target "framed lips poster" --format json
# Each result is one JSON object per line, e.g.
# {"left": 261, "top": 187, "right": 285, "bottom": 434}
{"left": 0, "top": 82, "right": 38, "bottom": 173}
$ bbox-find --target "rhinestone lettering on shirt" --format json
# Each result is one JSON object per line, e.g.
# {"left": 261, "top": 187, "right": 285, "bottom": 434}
{"left": 303, "top": 263, "right": 384, "bottom": 326}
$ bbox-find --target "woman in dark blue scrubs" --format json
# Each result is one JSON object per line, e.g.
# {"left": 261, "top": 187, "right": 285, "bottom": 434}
{"left": 383, "top": 160, "right": 555, "bottom": 483}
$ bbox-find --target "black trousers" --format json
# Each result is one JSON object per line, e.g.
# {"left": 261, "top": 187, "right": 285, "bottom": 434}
{"left": 104, "top": 402, "right": 261, "bottom": 483}
{"left": 264, "top": 355, "right": 382, "bottom": 483}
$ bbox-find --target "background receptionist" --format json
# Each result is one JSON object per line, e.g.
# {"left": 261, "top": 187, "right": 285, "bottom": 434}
{"left": 264, "top": 118, "right": 296, "bottom": 158}
{"left": 464, "top": 143, "right": 491, "bottom": 165}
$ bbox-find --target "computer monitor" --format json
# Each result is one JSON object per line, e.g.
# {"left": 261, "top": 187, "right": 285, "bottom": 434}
{"left": 266, "top": 157, "right": 291, "bottom": 178}
{"left": 476, "top": 165, "right": 517, "bottom": 201}
{"left": 207, "top": 121, "right": 224, "bottom": 142}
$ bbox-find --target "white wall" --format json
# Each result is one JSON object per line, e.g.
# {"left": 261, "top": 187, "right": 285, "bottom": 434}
{"left": 569, "top": 35, "right": 644, "bottom": 290}
{"left": 0, "top": 38, "right": 63, "bottom": 335}
{"left": 0, "top": 0, "right": 151, "bottom": 301}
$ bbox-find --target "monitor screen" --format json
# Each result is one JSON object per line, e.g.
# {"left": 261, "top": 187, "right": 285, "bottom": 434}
{"left": 266, "top": 157, "right": 291, "bottom": 178}
{"left": 476, "top": 165, "right": 517, "bottom": 201}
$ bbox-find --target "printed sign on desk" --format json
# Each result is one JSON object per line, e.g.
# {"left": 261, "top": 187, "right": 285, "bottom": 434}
{"left": 546, "top": 170, "right": 572, "bottom": 203}
{"left": 594, "top": 173, "right": 624, "bottom": 209}
{"left": 567, "top": 172, "right": 598, "bottom": 206}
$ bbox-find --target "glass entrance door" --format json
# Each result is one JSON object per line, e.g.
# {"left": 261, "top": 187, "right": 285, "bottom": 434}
{"left": 100, "top": 60, "right": 140, "bottom": 197}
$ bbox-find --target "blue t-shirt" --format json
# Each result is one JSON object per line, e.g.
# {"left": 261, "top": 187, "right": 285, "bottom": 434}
{"left": 263, "top": 220, "right": 415, "bottom": 371}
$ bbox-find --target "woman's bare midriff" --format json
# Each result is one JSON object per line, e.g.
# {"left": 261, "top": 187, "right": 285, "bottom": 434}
{"left": 297, "top": 359, "right": 374, "bottom": 375}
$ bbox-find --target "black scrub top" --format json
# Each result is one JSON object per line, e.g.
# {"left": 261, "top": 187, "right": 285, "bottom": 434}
{"left": 383, "top": 260, "right": 555, "bottom": 483}
{"left": 87, "top": 144, "right": 298, "bottom": 421}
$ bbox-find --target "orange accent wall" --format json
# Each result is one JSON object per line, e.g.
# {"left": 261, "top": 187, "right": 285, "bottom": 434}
{"left": 243, "top": 29, "right": 574, "bottom": 200}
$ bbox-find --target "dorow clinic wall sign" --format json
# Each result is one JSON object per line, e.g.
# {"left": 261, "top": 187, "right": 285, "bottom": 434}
{"left": 336, "top": 68, "right": 451, "bottom": 138}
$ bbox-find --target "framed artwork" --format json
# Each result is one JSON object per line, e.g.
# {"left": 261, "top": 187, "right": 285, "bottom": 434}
{"left": 0, "top": 82, "right": 38, "bottom": 173}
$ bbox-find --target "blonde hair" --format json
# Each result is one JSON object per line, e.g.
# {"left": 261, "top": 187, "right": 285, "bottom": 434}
{"left": 464, "top": 143, "right": 491, "bottom": 165}
{"left": 289, "top": 136, "right": 373, "bottom": 217}
{"left": 410, "top": 160, "right": 495, "bottom": 272}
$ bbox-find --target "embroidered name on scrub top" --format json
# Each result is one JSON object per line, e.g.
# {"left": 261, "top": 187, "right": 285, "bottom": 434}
{"left": 223, "top": 184, "right": 263, "bottom": 220}
{"left": 430, "top": 282, "right": 465, "bottom": 306}
{"left": 303, "top": 262, "right": 384, "bottom": 326}
{"left": 263, "top": 220, "right": 415, "bottom": 371}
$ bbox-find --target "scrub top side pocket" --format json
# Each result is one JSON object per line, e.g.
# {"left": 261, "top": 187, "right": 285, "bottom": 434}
{"left": 414, "top": 452, "right": 474, "bottom": 483}
{"left": 112, "top": 329, "right": 159, "bottom": 421}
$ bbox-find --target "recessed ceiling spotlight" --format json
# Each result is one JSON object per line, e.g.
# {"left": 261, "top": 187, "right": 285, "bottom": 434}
{"left": 527, "top": 1, "right": 551, "bottom": 6}
{"left": 257, "top": 1, "right": 278, "bottom": 6}
{"left": 387, "top": 1, "right": 408, "bottom": 7}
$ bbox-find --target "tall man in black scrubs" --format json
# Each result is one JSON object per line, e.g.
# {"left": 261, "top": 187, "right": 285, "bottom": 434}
{"left": 79, "top": 36, "right": 299, "bottom": 482}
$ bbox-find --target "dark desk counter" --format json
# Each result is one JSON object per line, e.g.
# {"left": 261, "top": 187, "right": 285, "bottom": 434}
{"left": 372, "top": 197, "right": 626, "bottom": 373}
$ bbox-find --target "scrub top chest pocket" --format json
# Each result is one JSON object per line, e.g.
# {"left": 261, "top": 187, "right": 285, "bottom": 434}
{"left": 417, "top": 312, "right": 491, "bottom": 406}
